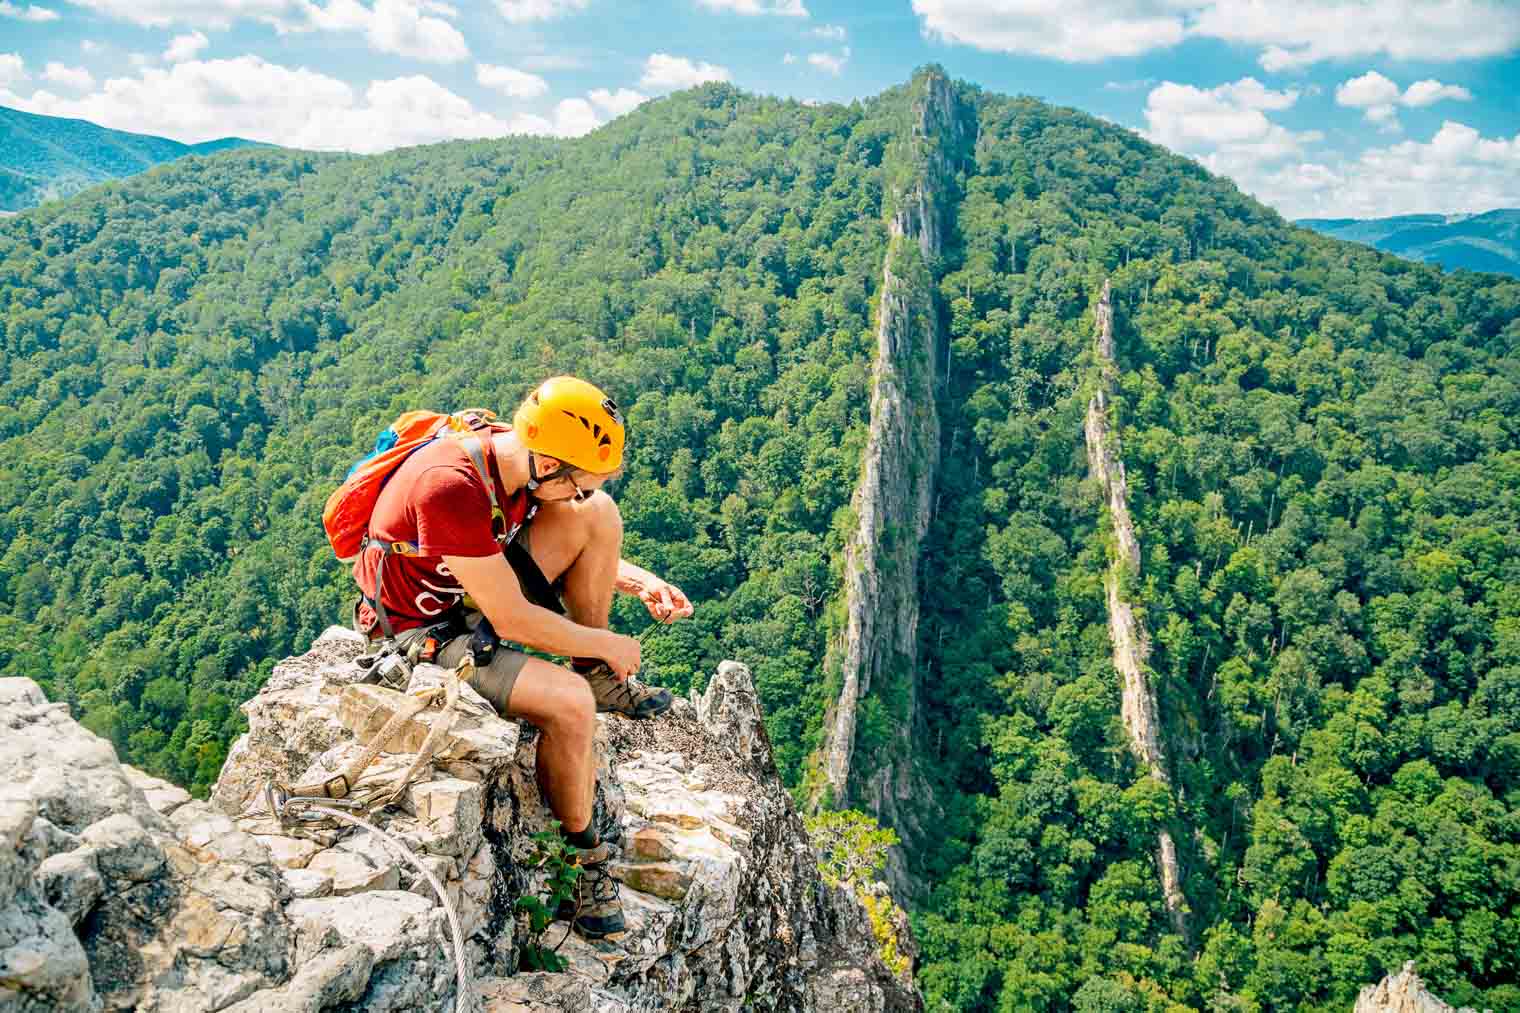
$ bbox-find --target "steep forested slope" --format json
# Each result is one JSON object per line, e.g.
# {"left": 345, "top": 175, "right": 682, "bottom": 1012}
{"left": 910, "top": 86, "right": 1520, "bottom": 1013}
{"left": 0, "top": 104, "right": 260, "bottom": 211}
{"left": 1, "top": 83, "right": 901, "bottom": 793}
{"left": 3, "top": 70, "right": 1519, "bottom": 1012}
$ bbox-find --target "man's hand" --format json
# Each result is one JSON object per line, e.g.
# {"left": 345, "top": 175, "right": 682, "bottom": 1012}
{"left": 598, "top": 630, "right": 642, "bottom": 681}
{"left": 638, "top": 577, "right": 693, "bottom": 624}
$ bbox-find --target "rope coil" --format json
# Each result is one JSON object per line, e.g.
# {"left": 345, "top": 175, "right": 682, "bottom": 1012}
{"left": 242, "top": 655, "right": 480, "bottom": 1011}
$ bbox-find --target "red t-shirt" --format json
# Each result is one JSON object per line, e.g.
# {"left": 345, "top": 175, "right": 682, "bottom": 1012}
{"left": 352, "top": 437, "right": 531, "bottom": 635}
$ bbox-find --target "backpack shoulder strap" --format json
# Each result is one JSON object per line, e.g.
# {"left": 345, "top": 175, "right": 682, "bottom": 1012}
{"left": 456, "top": 433, "right": 506, "bottom": 543}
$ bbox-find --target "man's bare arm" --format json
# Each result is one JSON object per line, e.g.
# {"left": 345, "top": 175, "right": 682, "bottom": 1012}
{"left": 443, "top": 553, "right": 640, "bottom": 677}
{"left": 615, "top": 559, "right": 694, "bottom": 622}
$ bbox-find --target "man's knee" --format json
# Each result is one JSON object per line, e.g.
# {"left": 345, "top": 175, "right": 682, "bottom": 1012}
{"left": 583, "top": 489, "right": 622, "bottom": 542}
{"left": 508, "top": 659, "right": 593, "bottom": 728}
{"left": 558, "top": 674, "right": 595, "bottom": 729}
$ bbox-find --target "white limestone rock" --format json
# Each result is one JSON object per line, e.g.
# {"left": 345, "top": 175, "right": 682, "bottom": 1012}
{"left": 1355, "top": 962, "right": 1481, "bottom": 1013}
{"left": 0, "top": 676, "right": 291, "bottom": 1013}
{"left": 0, "top": 632, "right": 922, "bottom": 1013}
{"left": 125, "top": 765, "right": 193, "bottom": 818}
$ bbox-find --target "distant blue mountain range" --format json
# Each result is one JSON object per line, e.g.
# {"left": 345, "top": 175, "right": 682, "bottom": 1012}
{"left": 1, "top": 105, "right": 264, "bottom": 211}
{"left": 1298, "top": 209, "right": 1520, "bottom": 278}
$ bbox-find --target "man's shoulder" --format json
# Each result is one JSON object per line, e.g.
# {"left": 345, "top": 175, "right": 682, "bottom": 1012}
{"left": 398, "top": 442, "right": 486, "bottom": 500}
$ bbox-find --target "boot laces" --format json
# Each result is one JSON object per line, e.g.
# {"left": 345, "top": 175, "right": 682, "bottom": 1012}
{"left": 570, "top": 848, "right": 619, "bottom": 921}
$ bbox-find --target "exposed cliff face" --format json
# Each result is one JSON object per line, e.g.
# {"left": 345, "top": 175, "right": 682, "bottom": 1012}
{"left": 819, "top": 67, "right": 965, "bottom": 899}
{"left": 0, "top": 630, "right": 921, "bottom": 1013}
{"left": 1082, "top": 280, "right": 1189, "bottom": 937}
{"left": 1355, "top": 963, "right": 1481, "bottom": 1013}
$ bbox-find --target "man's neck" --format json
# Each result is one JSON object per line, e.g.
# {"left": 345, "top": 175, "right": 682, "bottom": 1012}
{"left": 489, "top": 430, "right": 531, "bottom": 494}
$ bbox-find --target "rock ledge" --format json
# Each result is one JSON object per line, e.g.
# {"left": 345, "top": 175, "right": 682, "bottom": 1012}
{"left": 0, "top": 629, "right": 922, "bottom": 1012}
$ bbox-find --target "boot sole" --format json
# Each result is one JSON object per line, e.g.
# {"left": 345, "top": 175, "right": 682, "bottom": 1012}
{"left": 555, "top": 906, "right": 627, "bottom": 939}
{"left": 573, "top": 922, "right": 626, "bottom": 940}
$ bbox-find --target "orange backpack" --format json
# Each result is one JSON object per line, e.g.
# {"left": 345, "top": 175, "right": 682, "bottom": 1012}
{"left": 323, "top": 408, "right": 502, "bottom": 563}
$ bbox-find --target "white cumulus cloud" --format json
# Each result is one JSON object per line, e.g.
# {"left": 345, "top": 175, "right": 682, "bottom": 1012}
{"left": 496, "top": 0, "right": 589, "bottom": 22}
{"left": 163, "top": 30, "right": 209, "bottom": 63}
{"left": 1144, "top": 78, "right": 1323, "bottom": 202}
{"left": 300, "top": 0, "right": 469, "bottom": 63}
{"left": 1335, "top": 70, "right": 1401, "bottom": 124}
{"left": 909, "top": 0, "right": 1520, "bottom": 68}
{"left": 498, "top": 93, "right": 629, "bottom": 137}
{"left": 476, "top": 62, "right": 547, "bottom": 98}
{"left": 1402, "top": 78, "right": 1472, "bottom": 107}
{"left": 60, "top": 0, "right": 468, "bottom": 62}
{"left": 587, "top": 87, "right": 647, "bottom": 117}
{"left": 806, "top": 48, "right": 848, "bottom": 75}
{"left": 640, "top": 52, "right": 730, "bottom": 91}
{"left": 548, "top": 96, "right": 599, "bottom": 136}
{"left": 41, "top": 62, "right": 94, "bottom": 90}
{"left": 1336, "top": 70, "right": 1400, "bottom": 109}
{"left": 0, "top": 1, "right": 58, "bottom": 20}
{"left": 0, "top": 56, "right": 526, "bottom": 152}
{"left": 1266, "top": 122, "right": 1520, "bottom": 218}
{"left": 80, "top": 40, "right": 103, "bottom": 53}
{"left": 62, "top": 0, "right": 291, "bottom": 29}
{"left": 808, "top": 22, "right": 845, "bottom": 39}
{"left": 912, "top": 0, "right": 1185, "bottom": 61}
{"left": 1195, "top": 0, "right": 1520, "bottom": 70}
{"left": 1336, "top": 70, "right": 1473, "bottom": 128}
{"left": 696, "top": 0, "right": 807, "bottom": 15}
{"left": 1145, "top": 78, "right": 1308, "bottom": 151}
{"left": 0, "top": 53, "right": 26, "bottom": 87}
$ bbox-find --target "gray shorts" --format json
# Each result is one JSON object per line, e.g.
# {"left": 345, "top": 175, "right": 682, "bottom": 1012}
{"left": 393, "top": 620, "right": 531, "bottom": 716}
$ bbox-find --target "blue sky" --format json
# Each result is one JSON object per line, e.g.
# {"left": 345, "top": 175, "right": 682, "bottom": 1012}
{"left": 2, "top": 0, "right": 1518, "bottom": 219}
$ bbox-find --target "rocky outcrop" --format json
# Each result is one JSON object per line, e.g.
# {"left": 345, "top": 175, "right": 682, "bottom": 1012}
{"left": 1082, "top": 280, "right": 1189, "bottom": 937}
{"left": 1355, "top": 963, "right": 1481, "bottom": 1013}
{"left": 0, "top": 630, "right": 921, "bottom": 1012}
{"left": 819, "top": 66, "right": 964, "bottom": 899}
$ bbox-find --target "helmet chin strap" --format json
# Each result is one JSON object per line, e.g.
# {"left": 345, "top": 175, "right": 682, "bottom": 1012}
{"left": 526, "top": 451, "right": 569, "bottom": 494}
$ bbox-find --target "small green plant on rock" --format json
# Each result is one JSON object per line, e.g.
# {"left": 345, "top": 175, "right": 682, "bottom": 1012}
{"left": 806, "top": 808, "right": 900, "bottom": 887}
{"left": 514, "top": 823, "right": 581, "bottom": 972}
{"left": 804, "top": 809, "right": 910, "bottom": 978}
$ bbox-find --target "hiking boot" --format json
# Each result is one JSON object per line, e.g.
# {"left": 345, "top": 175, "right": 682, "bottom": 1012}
{"left": 581, "top": 663, "right": 672, "bottom": 719}
{"left": 556, "top": 841, "right": 625, "bottom": 939}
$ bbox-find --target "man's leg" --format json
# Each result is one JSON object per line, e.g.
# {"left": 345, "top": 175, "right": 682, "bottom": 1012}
{"left": 471, "top": 652, "right": 625, "bottom": 938}
{"left": 519, "top": 490, "right": 621, "bottom": 629}
{"left": 520, "top": 494, "right": 671, "bottom": 718}
{"left": 498, "top": 658, "right": 597, "bottom": 835}
{"left": 435, "top": 635, "right": 598, "bottom": 835}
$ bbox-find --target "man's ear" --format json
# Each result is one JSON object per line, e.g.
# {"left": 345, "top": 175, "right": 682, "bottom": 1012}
{"left": 537, "top": 455, "right": 564, "bottom": 476}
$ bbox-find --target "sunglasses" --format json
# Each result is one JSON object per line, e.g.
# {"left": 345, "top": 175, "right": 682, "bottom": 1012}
{"left": 559, "top": 469, "right": 588, "bottom": 502}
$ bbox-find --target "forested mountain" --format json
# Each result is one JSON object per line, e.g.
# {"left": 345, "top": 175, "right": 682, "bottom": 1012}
{"left": 1299, "top": 209, "right": 1520, "bottom": 278}
{"left": 2, "top": 68, "right": 1517, "bottom": 1012}
{"left": 0, "top": 104, "right": 260, "bottom": 210}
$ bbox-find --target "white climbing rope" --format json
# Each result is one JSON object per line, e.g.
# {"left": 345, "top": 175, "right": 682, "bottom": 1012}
{"left": 304, "top": 804, "right": 476, "bottom": 1013}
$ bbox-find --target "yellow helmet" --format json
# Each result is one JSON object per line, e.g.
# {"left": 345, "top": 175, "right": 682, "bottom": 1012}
{"left": 513, "top": 375, "right": 625, "bottom": 475}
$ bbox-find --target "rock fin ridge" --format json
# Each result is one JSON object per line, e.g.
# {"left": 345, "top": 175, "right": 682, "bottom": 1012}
{"left": 816, "top": 65, "right": 967, "bottom": 901}
{"left": 1083, "top": 279, "right": 1190, "bottom": 938}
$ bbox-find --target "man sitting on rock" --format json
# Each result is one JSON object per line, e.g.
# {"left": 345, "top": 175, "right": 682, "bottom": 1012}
{"left": 351, "top": 375, "right": 693, "bottom": 938}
